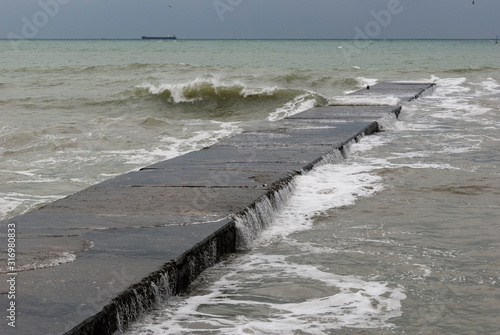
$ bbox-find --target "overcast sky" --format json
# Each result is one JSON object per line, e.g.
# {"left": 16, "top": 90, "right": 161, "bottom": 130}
{"left": 1, "top": 0, "right": 499, "bottom": 40}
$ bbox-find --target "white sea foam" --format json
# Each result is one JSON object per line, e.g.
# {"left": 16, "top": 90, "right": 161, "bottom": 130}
{"left": 471, "top": 77, "right": 500, "bottom": 95}
{"left": 241, "top": 85, "right": 280, "bottom": 97}
{"left": 259, "top": 161, "right": 385, "bottom": 244}
{"left": 138, "top": 76, "right": 246, "bottom": 103}
{"left": 106, "top": 121, "right": 241, "bottom": 166}
{"left": 14, "top": 252, "right": 77, "bottom": 272}
{"left": 429, "top": 77, "right": 469, "bottom": 96}
{"left": 129, "top": 253, "right": 406, "bottom": 334}
{"left": 417, "top": 77, "right": 494, "bottom": 123}
{"left": 2, "top": 169, "right": 36, "bottom": 177}
{"left": 0, "top": 192, "right": 60, "bottom": 220}
{"left": 430, "top": 99, "right": 491, "bottom": 121}
{"left": 255, "top": 136, "right": 389, "bottom": 246}
{"left": 329, "top": 95, "right": 401, "bottom": 106}
{"left": 0, "top": 197, "right": 23, "bottom": 221}
{"left": 357, "top": 77, "right": 378, "bottom": 87}
{"left": 267, "top": 93, "right": 318, "bottom": 121}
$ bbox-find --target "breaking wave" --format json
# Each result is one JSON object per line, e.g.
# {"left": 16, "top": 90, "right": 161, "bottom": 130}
{"left": 137, "top": 75, "right": 312, "bottom": 103}
{"left": 135, "top": 75, "right": 328, "bottom": 120}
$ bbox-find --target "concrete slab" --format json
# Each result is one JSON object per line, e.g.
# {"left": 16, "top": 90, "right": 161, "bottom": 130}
{"left": 35, "top": 187, "right": 268, "bottom": 222}
{"left": 2, "top": 220, "right": 234, "bottom": 335}
{"left": 98, "top": 166, "right": 288, "bottom": 188}
{"left": 286, "top": 105, "right": 402, "bottom": 120}
{"left": 214, "top": 121, "right": 377, "bottom": 148}
{"left": 144, "top": 146, "right": 328, "bottom": 167}
{"left": 144, "top": 121, "right": 379, "bottom": 173}
{"left": 348, "top": 82, "right": 435, "bottom": 101}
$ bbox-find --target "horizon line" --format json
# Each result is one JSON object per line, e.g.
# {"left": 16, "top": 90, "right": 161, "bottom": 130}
{"left": 1, "top": 37, "right": 498, "bottom": 41}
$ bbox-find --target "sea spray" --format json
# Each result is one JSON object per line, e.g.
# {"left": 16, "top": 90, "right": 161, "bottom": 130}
{"left": 184, "top": 239, "right": 219, "bottom": 284}
{"left": 315, "top": 148, "right": 345, "bottom": 166}
{"left": 267, "top": 92, "right": 324, "bottom": 121}
{"left": 65, "top": 265, "right": 177, "bottom": 335}
{"left": 376, "top": 112, "right": 399, "bottom": 131}
{"left": 234, "top": 148, "right": 347, "bottom": 250}
{"left": 113, "top": 267, "right": 177, "bottom": 334}
{"left": 340, "top": 133, "right": 366, "bottom": 159}
{"left": 234, "top": 181, "right": 296, "bottom": 250}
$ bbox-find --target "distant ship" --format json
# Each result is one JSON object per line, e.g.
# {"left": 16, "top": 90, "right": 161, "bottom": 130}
{"left": 141, "top": 34, "right": 177, "bottom": 40}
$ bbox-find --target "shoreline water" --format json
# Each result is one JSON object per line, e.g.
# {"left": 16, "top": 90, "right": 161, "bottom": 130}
{"left": 1, "top": 39, "right": 499, "bottom": 334}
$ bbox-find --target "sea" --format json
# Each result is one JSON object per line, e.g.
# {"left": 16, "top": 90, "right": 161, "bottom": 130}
{"left": 1, "top": 39, "right": 499, "bottom": 334}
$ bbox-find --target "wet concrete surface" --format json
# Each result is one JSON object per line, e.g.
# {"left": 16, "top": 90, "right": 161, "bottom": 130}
{"left": 0, "top": 83, "right": 434, "bottom": 334}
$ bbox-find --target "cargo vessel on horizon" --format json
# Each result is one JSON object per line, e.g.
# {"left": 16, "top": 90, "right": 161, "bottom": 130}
{"left": 141, "top": 34, "right": 177, "bottom": 40}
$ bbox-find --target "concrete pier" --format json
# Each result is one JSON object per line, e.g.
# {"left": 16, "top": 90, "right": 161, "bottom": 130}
{"left": 0, "top": 82, "right": 434, "bottom": 335}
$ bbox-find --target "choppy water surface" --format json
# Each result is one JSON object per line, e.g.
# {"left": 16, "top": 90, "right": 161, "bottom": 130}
{"left": 1, "top": 40, "right": 499, "bottom": 334}
{"left": 127, "top": 78, "right": 500, "bottom": 334}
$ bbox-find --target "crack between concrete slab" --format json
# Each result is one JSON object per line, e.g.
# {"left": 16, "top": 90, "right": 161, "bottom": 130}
{"left": 129, "top": 185, "right": 269, "bottom": 189}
